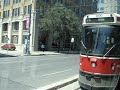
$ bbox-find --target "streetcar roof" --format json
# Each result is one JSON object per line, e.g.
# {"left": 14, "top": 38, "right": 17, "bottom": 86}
{"left": 82, "top": 13, "right": 120, "bottom": 26}
{"left": 84, "top": 13, "right": 120, "bottom": 18}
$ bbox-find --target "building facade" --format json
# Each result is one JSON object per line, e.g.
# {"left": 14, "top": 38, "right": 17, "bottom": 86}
{"left": 0, "top": 0, "right": 97, "bottom": 52}
{"left": 0, "top": 0, "right": 36, "bottom": 52}
{"left": 97, "top": 0, "right": 104, "bottom": 12}
{"left": 97, "top": 0, "right": 120, "bottom": 14}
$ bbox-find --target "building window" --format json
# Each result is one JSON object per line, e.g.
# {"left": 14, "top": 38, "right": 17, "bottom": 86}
{"left": 4, "top": 0, "right": 10, "bottom": 6}
{"left": 0, "top": 12, "right": 1, "bottom": 18}
{"left": 12, "top": 22, "right": 19, "bottom": 31}
{"left": 23, "top": 21, "right": 27, "bottom": 30}
{"left": 11, "top": 35, "right": 18, "bottom": 44}
{"left": 2, "top": 23, "right": 8, "bottom": 31}
{"left": 0, "top": 1, "right": 2, "bottom": 8}
{"left": 3, "top": 10, "right": 10, "bottom": 18}
{"left": 100, "top": 7, "right": 104, "bottom": 10}
{"left": 43, "top": 0, "right": 49, "bottom": 3}
{"left": 80, "top": 0, "right": 84, "bottom": 5}
{"left": 12, "top": 8, "right": 21, "bottom": 17}
{"left": 13, "top": 0, "right": 21, "bottom": 4}
{"left": 18, "top": 7, "right": 20, "bottom": 16}
{"left": 101, "top": 0, "right": 104, "bottom": 3}
{"left": 13, "top": 0, "right": 15, "bottom": 3}
{"left": 74, "top": 8, "right": 80, "bottom": 14}
{"left": 2, "top": 35, "right": 8, "bottom": 43}
{"left": 15, "top": 8, "right": 17, "bottom": 16}
{"left": 58, "top": 0, "right": 63, "bottom": 3}
{"left": 117, "top": 6, "right": 120, "bottom": 14}
{"left": 24, "top": 6, "right": 27, "bottom": 15}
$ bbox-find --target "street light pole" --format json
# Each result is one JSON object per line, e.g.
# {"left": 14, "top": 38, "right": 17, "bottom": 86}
{"left": 25, "top": 8, "right": 41, "bottom": 54}
{"left": 26, "top": 5, "right": 32, "bottom": 55}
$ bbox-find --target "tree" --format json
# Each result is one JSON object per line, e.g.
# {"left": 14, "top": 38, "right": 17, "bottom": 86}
{"left": 40, "top": 3, "right": 80, "bottom": 51}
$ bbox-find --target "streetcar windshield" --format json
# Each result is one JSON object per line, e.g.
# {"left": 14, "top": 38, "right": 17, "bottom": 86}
{"left": 81, "top": 25, "right": 120, "bottom": 57}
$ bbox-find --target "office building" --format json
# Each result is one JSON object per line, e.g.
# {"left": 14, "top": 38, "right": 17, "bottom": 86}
{"left": 0, "top": 0, "right": 97, "bottom": 52}
{"left": 97, "top": 0, "right": 120, "bottom": 14}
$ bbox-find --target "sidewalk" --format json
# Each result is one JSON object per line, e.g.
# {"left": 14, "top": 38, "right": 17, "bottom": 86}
{"left": 0, "top": 49, "right": 79, "bottom": 56}
{"left": 0, "top": 49, "right": 23, "bottom": 56}
{"left": 31, "top": 51, "right": 61, "bottom": 56}
{"left": 0, "top": 50, "right": 61, "bottom": 56}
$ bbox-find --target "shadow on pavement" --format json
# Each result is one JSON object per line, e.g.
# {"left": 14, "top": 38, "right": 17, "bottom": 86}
{"left": 59, "top": 51, "right": 80, "bottom": 54}
{"left": 0, "top": 53, "right": 17, "bottom": 58}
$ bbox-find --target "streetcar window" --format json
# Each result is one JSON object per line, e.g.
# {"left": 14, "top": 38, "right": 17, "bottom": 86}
{"left": 111, "top": 38, "right": 114, "bottom": 43}
{"left": 81, "top": 26, "right": 120, "bottom": 57}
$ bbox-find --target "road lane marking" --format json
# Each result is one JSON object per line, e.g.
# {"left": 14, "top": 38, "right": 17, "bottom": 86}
{"left": 24, "top": 61, "right": 71, "bottom": 69}
{"left": 40, "top": 69, "right": 73, "bottom": 77}
{"left": 24, "top": 63, "right": 50, "bottom": 69}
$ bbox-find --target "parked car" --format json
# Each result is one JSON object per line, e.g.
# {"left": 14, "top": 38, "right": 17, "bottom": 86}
{"left": 1, "top": 44, "right": 16, "bottom": 50}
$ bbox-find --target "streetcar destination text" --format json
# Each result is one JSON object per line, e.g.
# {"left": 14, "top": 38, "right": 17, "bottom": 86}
{"left": 86, "top": 17, "right": 114, "bottom": 23}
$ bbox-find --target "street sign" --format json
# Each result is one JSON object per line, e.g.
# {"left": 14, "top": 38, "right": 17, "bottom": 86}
{"left": 26, "top": 17, "right": 29, "bottom": 29}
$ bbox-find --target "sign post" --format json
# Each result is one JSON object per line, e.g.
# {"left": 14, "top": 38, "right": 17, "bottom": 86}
{"left": 26, "top": 13, "right": 31, "bottom": 55}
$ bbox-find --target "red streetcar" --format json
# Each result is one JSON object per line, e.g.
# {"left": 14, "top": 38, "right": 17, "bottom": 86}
{"left": 79, "top": 13, "right": 120, "bottom": 90}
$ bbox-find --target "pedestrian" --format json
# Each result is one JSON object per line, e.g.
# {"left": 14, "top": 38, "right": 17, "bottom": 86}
{"left": 23, "top": 44, "right": 27, "bottom": 54}
{"left": 70, "top": 36, "right": 74, "bottom": 51}
{"left": 41, "top": 44, "right": 45, "bottom": 52}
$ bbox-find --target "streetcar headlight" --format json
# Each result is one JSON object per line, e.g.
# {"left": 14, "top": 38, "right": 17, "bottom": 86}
{"left": 111, "top": 66, "right": 115, "bottom": 70}
{"left": 91, "top": 62, "right": 96, "bottom": 68}
{"left": 111, "top": 63, "right": 116, "bottom": 71}
{"left": 80, "top": 62, "right": 82, "bottom": 66}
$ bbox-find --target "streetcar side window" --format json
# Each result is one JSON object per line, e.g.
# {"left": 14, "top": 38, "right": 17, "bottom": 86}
{"left": 108, "top": 27, "right": 120, "bottom": 56}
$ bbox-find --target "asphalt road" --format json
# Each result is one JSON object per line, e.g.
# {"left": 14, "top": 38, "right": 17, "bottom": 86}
{"left": 0, "top": 54, "right": 80, "bottom": 90}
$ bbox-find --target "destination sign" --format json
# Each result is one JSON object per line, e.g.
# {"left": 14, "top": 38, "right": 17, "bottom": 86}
{"left": 86, "top": 17, "right": 114, "bottom": 23}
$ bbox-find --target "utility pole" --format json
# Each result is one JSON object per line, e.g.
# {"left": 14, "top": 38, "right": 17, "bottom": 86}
{"left": 26, "top": 4, "right": 32, "bottom": 55}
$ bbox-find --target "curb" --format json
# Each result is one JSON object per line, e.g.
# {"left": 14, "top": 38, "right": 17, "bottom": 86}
{"left": 22, "top": 53, "right": 61, "bottom": 56}
{"left": 35, "top": 75, "right": 79, "bottom": 90}
{"left": 59, "top": 51, "right": 80, "bottom": 54}
{"left": 0, "top": 53, "right": 19, "bottom": 57}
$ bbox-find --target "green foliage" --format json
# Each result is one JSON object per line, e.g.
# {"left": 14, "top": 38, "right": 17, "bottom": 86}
{"left": 40, "top": 3, "right": 80, "bottom": 40}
